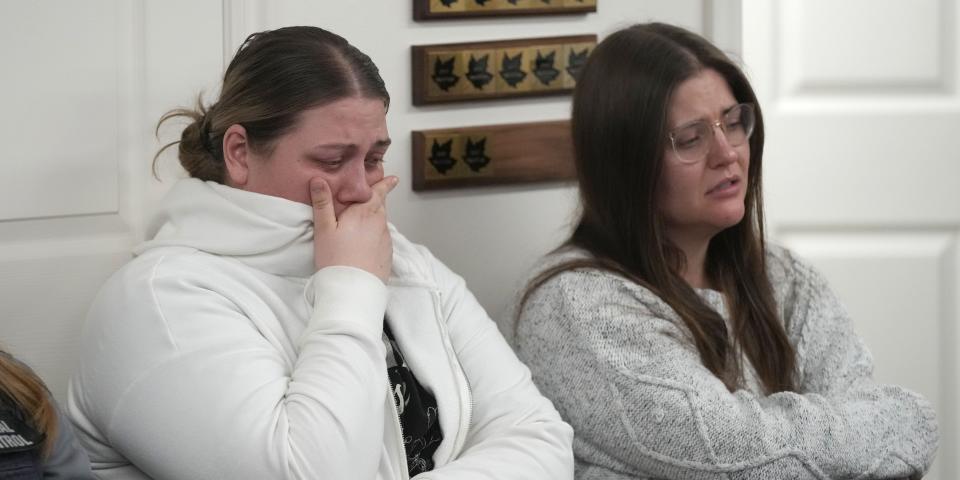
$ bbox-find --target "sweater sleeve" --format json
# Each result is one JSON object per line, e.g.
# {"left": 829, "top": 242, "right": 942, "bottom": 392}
{"left": 80, "top": 260, "right": 390, "bottom": 480}
{"left": 413, "top": 249, "right": 574, "bottom": 480}
{"left": 774, "top": 248, "right": 939, "bottom": 475}
{"left": 42, "top": 397, "right": 94, "bottom": 479}
{"left": 515, "top": 267, "right": 938, "bottom": 480}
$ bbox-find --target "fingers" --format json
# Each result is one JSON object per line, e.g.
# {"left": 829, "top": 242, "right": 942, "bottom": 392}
{"left": 309, "top": 176, "right": 396, "bottom": 279}
{"left": 309, "top": 177, "right": 336, "bottom": 232}
{"left": 368, "top": 176, "right": 399, "bottom": 211}
{"left": 372, "top": 175, "right": 399, "bottom": 199}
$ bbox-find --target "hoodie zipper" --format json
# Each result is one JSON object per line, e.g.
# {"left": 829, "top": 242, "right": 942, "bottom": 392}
{"left": 430, "top": 290, "right": 473, "bottom": 463}
{"left": 387, "top": 378, "right": 410, "bottom": 480}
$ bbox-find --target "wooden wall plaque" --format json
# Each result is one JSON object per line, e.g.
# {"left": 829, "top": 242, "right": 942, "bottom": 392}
{"left": 414, "top": 0, "right": 597, "bottom": 20}
{"left": 412, "top": 120, "right": 575, "bottom": 191}
{"left": 412, "top": 35, "right": 596, "bottom": 105}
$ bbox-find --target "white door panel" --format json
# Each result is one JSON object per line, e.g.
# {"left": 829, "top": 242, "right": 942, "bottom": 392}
{"left": 0, "top": 250, "right": 131, "bottom": 401}
{"left": 0, "top": 0, "right": 222, "bottom": 404}
{"left": 765, "top": 112, "right": 960, "bottom": 225}
{"left": 0, "top": 1, "right": 122, "bottom": 221}
{"left": 780, "top": 0, "right": 945, "bottom": 91}
{"left": 0, "top": 0, "right": 140, "bottom": 404}
{"left": 744, "top": 0, "right": 960, "bottom": 477}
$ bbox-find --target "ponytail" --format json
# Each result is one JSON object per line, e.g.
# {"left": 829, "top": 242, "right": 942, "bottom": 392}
{"left": 153, "top": 94, "right": 225, "bottom": 182}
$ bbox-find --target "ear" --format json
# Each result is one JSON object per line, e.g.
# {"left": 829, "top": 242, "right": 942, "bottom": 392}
{"left": 222, "top": 124, "right": 250, "bottom": 187}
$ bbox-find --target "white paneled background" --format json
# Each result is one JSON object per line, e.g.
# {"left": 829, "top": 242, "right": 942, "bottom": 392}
{"left": 0, "top": 0, "right": 954, "bottom": 477}
{"left": 745, "top": 0, "right": 960, "bottom": 477}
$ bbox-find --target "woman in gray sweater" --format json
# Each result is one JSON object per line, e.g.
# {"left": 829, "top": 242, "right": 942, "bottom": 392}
{"left": 515, "top": 23, "right": 939, "bottom": 479}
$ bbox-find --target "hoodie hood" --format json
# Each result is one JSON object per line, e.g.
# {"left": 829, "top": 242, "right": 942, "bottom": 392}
{"left": 135, "top": 178, "right": 316, "bottom": 278}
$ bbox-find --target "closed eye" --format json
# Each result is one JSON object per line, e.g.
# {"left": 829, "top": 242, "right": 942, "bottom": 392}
{"left": 365, "top": 155, "right": 385, "bottom": 168}
{"left": 722, "top": 105, "right": 746, "bottom": 131}
{"left": 676, "top": 137, "right": 702, "bottom": 149}
{"left": 672, "top": 125, "right": 705, "bottom": 150}
{"left": 310, "top": 157, "right": 345, "bottom": 170}
{"left": 724, "top": 119, "right": 744, "bottom": 132}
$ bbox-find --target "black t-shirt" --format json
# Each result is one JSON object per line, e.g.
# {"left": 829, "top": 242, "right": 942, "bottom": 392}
{"left": 0, "top": 391, "right": 44, "bottom": 479}
{"left": 384, "top": 321, "right": 444, "bottom": 476}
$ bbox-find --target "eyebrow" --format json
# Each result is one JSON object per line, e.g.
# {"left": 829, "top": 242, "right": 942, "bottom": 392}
{"left": 311, "top": 138, "right": 392, "bottom": 152}
{"left": 672, "top": 103, "right": 740, "bottom": 130}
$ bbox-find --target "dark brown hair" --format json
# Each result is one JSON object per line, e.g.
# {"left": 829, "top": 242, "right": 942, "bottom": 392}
{"left": 0, "top": 351, "right": 57, "bottom": 457}
{"left": 520, "top": 23, "right": 796, "bottom": 394}
{"left": 154, "top": 26, "right": 390, "bottom": 181}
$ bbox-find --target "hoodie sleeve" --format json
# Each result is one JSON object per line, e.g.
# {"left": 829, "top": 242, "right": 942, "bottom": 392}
{"left": 71, "top": 254, "right": 390, "bottom": 480}
{"left": 412, "top": 248, "right": 574, "bottom": 480}
{"left": 515, "top": 267, "right": 938, "bottom": 480}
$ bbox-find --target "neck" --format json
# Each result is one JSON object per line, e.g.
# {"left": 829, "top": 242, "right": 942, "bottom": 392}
{"left": 668, "top": 231, "right": 713, "bottom": 289}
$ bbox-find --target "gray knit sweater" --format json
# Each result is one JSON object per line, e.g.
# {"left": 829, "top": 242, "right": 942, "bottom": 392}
{"left": 515, "top": 245, "right": 939, "bottom": 479}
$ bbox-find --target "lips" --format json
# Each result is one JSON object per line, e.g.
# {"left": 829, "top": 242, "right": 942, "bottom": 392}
{"left": 707, "top": 176, "right": 740, "bottom": 195}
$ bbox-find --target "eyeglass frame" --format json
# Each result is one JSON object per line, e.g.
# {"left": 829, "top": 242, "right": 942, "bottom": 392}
{"left": 666, "top": 103, "right": 756, "bottom": 165}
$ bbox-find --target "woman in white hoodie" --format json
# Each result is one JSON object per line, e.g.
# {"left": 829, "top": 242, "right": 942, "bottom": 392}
{"left": 67, "top": 26, "right": 573, "bottom": 480}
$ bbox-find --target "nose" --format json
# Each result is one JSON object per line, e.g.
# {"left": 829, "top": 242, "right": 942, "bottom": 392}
{"left": 334, "top": 160, "right": 373, "bottom": 206}
{"left": 706, "top": 122, "right": 738, "bottom": 167}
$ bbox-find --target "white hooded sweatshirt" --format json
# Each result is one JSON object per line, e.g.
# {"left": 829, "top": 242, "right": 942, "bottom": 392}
{"left": 67, "top": 178, "right": 573, "bottom": 480}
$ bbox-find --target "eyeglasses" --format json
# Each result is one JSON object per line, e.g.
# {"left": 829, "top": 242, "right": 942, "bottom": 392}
{"left": 667, "top": 103, "right": 755, "bottom": 164}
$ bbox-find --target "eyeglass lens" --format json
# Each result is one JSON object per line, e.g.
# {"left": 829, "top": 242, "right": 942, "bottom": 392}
{"left": 670, "top": 104, "right": 754, "bottom": 163}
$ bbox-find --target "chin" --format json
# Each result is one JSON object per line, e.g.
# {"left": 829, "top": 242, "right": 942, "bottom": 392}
{"left": 715, "top": 208, "right": 747, "bottom": 230}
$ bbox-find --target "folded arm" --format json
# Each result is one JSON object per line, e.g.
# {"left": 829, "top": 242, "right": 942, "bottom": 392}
{"left": 517, "top": 268, "right": 937, "bottom": 479}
